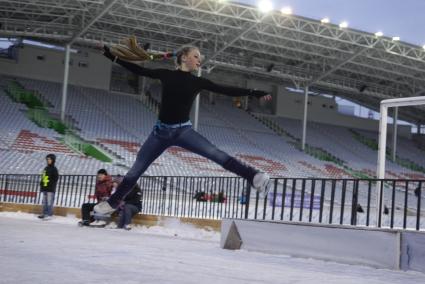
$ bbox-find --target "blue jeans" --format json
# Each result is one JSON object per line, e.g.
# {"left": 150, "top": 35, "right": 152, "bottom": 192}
{"left": 41, "top": 192, "right": 55, "bottom": 216}
{"left": 108, "top": 122, "right": 258, "bottom": 208}
{"left": 117, "top": 204, "right": 140, "bottom": 228}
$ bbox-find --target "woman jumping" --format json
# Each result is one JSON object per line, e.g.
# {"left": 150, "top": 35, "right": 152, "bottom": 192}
{"left": 95, "top": 44, "right": 273, "bottom": 215}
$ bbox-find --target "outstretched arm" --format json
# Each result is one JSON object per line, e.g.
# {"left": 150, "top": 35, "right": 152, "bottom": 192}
{"left": 199, "top": 77, "right": 271, "bottom": 99}
{"left": 102, "top": 45, "right": 164, "bottom": 79}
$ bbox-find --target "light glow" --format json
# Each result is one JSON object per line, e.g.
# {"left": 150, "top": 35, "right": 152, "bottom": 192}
{"left": 281, "top": 7, "right": 292, "bottom": 15}
{"left": 321, "top": 17, "right": 330, "bottom": 24}
{"left": 339, "top": 21, "right": 348, "bottom": 28}
{"left": 258, "top": 0, "right": 273, "bottom": 13}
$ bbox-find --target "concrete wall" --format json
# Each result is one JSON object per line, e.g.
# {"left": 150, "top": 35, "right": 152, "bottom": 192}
{"left": 221, "top": 219, "right": 401, "bottom": 269}
{"left": 413, "top": 134, "right": 425, "bottom": 150}
{"left": 195, "top": 72, "right": 411, "bottom": 138}
{"left": 275, "top": 89, "right": 411, "bottom": 138}
{"left": 0, "top": 44, "right": 112, "bottom": 90}
{"left": 400, "top": 231, "right": 425, "bottom": 273}
{"left": 221, "top": 219, "right": 425, "bottom": 273}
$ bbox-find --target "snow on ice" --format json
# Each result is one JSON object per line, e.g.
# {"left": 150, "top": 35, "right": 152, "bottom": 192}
{"left": 0, "top": 212, "right": 424, "bottom": 284}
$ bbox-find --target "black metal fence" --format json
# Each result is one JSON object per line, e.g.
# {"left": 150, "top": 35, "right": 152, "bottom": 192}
{"left": 0, "top": 174, "right": 423, "bottom": 231}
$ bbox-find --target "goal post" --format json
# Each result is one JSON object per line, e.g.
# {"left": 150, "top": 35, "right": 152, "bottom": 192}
{"left": 376, "top": 96, "right": 425, "bottom": 225}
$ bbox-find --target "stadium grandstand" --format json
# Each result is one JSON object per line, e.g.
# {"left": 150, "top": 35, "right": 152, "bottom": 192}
{"left": 0, "top": 0, "right": 424, "bottom": 229}
{"left": 1, "top": 0, "right": 425, "bottom": 177}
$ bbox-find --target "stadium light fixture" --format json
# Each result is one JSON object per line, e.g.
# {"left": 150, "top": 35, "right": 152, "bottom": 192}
{"left": 321, "top": 17, "right": 330, "bottom": 24}
{"left": 258, "top": 0, "right": 273, "bottom": 13}
{"left": 281, "top": 7, "right": 292, "bottom": 15}
{"left": 423, "top": 44, "right": 425, "bottom": 50}
{"left": 339, "top": 21, "right": 348, "bottom": 28}
{"left": 392, "top": 36, "right": 400, "bottom": 41}
{"left": 375, "top": 31, "right": 383, "bottom": 37}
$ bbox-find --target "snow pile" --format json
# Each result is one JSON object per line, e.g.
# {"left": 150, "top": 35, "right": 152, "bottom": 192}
{"left": 0, "top": 211, "right": 220, "bottom": 241}
{"left": 134, "top": 217, "right": 220, "bottom": 241}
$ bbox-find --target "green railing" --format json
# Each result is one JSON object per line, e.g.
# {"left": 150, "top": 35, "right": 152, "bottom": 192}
{"left": 350, "top": 129, "right": 425, "bottom": 174}
{"left": 5, "top": 81, "right": 113, "bottom": 163}
{"left": 27, "top": 108, "right": 68, "bottom": 134}
{"left": 63, "top": 131, "right": 112, "bottom": 163}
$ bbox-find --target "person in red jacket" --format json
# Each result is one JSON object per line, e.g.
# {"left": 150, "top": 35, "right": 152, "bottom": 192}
{"left": 79, "top": 169, "right": 112, "bottom": 226}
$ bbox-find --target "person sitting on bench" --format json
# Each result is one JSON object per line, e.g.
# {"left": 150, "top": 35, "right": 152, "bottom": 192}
{"left": 79, "top": 169, "right": 112, "bottom": 226}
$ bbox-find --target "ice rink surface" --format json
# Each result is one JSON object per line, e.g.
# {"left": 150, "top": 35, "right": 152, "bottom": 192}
{"left": 1, "top": 213, "right": 424, "bottom": 284}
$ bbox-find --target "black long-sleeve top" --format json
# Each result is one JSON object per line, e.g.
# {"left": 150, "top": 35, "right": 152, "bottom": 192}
{"left": 40, "top": 165, "right": 59, "bottom": 193}
{"left": 104, "top": 49, "right": 266, "bottom": 124}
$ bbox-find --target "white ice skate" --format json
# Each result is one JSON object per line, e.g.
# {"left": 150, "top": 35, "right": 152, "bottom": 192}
{"left": 92, "top": 220, "right": 107, "bottom": 226}
{"left": 253, "top": 172, "right": 272, "bottom": 198}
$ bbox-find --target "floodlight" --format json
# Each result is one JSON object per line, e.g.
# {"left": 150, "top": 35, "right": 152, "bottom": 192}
{"left": 339, "top": 21, "right": 348, "bottom": 28}
{"left": 321, "top": 17, "right": 330, "bottom": 24}
{"left": 258, "top": 0, "right": 273, "bottom": 13}
{"left": 281, "top": 7, "right": 292, "bottom": 15}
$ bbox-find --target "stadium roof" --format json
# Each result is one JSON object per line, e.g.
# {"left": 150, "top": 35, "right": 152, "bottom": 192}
{"left": 1, "top": 0, "right": 425, "bottom": 125}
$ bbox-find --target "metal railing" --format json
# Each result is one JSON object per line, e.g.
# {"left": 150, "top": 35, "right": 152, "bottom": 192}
{"left": 0, "top": 174, "right": 423, "bottom": 230}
